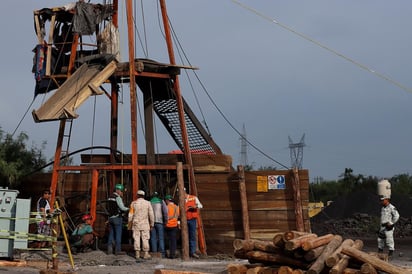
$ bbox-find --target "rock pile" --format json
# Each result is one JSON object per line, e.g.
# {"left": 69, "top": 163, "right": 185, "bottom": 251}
{"left": 310, "top": 190, "right": 412, "bottom": 238}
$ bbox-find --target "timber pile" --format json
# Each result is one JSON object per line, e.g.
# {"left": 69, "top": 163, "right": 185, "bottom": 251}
{"left": 232, "top": 231, "right": 412, "bottom": 274}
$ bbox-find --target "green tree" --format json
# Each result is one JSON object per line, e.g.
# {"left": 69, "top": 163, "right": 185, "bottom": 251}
{"left": 258, "top": 165, "right": 277, "bottom": 171}
{"left": 0, "top": 128, "right": 47, "bottom": 188}
{"left": 310, "top": 168, "right": 412, "bottom": 204}
{"left": 390, "top": 173, "right": 412, "bottom": 196}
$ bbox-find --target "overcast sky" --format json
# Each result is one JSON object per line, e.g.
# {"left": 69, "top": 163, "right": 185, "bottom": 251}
{"left": 2, "top": 1, "right": 412, "bottom": 181}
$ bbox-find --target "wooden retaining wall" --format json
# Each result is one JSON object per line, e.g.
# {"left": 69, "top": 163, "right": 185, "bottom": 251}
{"left": 196, "top": 169, "right": 310, "bottom": 254}
{"left": 20, "top": 168, "right": 310, "bottom": 254}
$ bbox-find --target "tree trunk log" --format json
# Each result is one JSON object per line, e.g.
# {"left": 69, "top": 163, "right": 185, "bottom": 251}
{"left": 304, "top": 245, "right": 326, "bottom": 262}
{"left": 277, "top": 266, "right": 294, "bottom": 274}
{"left": 283, "top": 231, "right": 311, "bottom": 242}
{"left": 306, "top": 234, "right": 343, "bottom": 274}
{"left": 293, "top": 248, "right": 306, "bottom": 259}
{"left": 238, "top": 165, "right": 250, "bottom": 240}
{"left": 360, "top": 262, "right": 378, "bottom": 274}
{"left": 302, "top": 233, "right": 335, "bottom": 251}
{"left": 246, "top": 266, "right": 273, "bottom": 274}
{"left": 341, "top": 246, "right": 411, "bottom": 274}
{"left": 154, "top": 270, "right": 210, "bottom": 274}
{"left": 325, "top": 238, "right": 354, "bottom": 267}
{"left": 234, "top": 249, "right": 249, "bottom": 259}
{"left": 330, "top": 239, "right": 363, "bottom": 274}
{"left": 273, "top": 232, "right": 286, "bottom": 249}
{"left": 285, "top": 233, "right": 317, "bottom": 251}
{"left": 290, "top": 168, "right": 305, "bottom": 231}
{"left": 253, "top": 240, "right": 282, "bottom": 254}
{"left": 233, "top": 239, "right": 281, "bottom": 253}
{"left": 233, "top": 239, "right": 255, "bottom": 251}
{"left": 227, "top": 263, "right": 249, "bottom": 274}
{"left": 245, "top": 250, "right": 309, "bottom": 269}
{"left": 342, "top": 268, "right": 359, "bottom": 274}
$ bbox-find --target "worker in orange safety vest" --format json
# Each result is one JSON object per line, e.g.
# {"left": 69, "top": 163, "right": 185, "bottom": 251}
{"left": 183, "top": 188, "right": 203, "bottom": 258}
{"left": 165, "top": 195, "right": 180, "bottom": 258}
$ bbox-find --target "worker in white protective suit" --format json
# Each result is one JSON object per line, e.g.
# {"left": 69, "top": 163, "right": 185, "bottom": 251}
{"left": 377, "top": 196, "right": 400, "bottom": 258}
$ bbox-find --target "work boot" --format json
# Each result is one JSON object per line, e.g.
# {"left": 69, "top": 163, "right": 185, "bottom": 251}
{"left": 190, "top": 253, "right": 200, "bottom": 259}
{"left": 143, "top": 251, "right": 151, "bottom": 259}
{"left": 378, "top": 248, "right": 383, "bottom": 253}
{"left": 388, "top": 250, "right": 394, "bottom": 257}
{"left": 107, "top": 246, "right": 113, "bottom": 255}
{"left": 135, "top": 251, "right": 140, "bottom": 259}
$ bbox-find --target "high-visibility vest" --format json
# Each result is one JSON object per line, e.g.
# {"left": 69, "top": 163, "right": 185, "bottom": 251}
{"left": 166, "top": 203, "right": 179, "bottom": 228}
{"left": 185, "top": 195, "right": 198, "bottom": 220}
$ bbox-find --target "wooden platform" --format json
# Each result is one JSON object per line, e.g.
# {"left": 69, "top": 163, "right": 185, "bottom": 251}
{"left": 32, "top": 61, "right": 117, "bottom": 122}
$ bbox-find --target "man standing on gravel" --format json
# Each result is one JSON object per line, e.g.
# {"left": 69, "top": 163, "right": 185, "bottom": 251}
{"left": 184, "top": 188, "right": 203, "bottom": 259}
{"left": 129, "top": 190, "right": 154, "bottom": 259}
{"left": 36, "top": 189, "right": 52, "bottom": 248}
{"left": 150, "top": 192, "right": 168, "bottom": 258}
{"left": 165, "top": 195, "right": 180, "bottom": 259}
{"left": 107, "top": 184, "right": 129, "bottom": 255}
{"left": 378, "top": 196, "right": 400, "bottom": 257}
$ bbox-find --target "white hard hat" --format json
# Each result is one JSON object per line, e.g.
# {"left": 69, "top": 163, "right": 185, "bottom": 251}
{"left": 137, "top": 190, "right": 145, "bottom": 196}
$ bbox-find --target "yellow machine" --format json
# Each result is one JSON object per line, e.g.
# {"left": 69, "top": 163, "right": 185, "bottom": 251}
{"left": 308, "top": 201, "right": 324, "bottom": 218}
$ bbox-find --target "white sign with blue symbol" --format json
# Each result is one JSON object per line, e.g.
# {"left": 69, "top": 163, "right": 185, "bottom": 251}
{"left": 268, "top": 175, "right": 286, "bottom": 190}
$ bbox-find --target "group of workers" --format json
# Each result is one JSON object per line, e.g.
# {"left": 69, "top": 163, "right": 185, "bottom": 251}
{"left": 35, "top": 189, "right": 98, "bottom": 253}
{"left": 36, "top": 179, "right": 401, "bottom": 260}
{"left": 36, "top": 185, "right": 202, "bottom": 259}
{"left": 105, "top": 184, "right": 203, "bottom": 259}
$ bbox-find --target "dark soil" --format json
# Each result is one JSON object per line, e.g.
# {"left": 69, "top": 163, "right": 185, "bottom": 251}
{"left": 310, "top": 190, "right": 412, "bottom": 238}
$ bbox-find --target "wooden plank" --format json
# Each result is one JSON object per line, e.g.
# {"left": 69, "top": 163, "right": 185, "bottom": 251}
{"left": 34, "top": 14, "right": 43, "bottom": 44}
{"left": 33, "top": 61, "right": 117, "bottom": 122}
{"left": 202, "top": 209, "right": 306, "bottom": 221}
{"left": 72, "top": 61, "right": 117, "bottom": 109}
{"left": 79, "top": 153, "right": 233, "bottom": 171}
{"left": 88, "top": 83, "right": 104, "bottom": 95}
{"left": 200, "top": 199, "right": 309, "bottom": 211}
{"left": 46, "top": 14, "right": 56, "bottom": 76}
{"left": 33, "top": 64, "right": 95, "bottom": 121}
{"left": 0, "top": 260, "right": 27, "bottom": 267}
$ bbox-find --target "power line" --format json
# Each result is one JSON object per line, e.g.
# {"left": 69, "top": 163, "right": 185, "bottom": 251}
{"left": 167, "top": 14, "right": 289, "bottom": 169}
{"left": 231, "top": 0, "right": 412, "bottom": 94}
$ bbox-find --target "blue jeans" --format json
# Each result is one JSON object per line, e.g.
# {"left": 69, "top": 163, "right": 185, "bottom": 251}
{"left": 165, "top": 226, "right": 178, "bottom": 258}
{"left": 150, "top": 222, "right": 165, "bottom": 255}
{"left": 108, "top": 216, "right": 123, "bottom": 253}
{"left": 187, "top": 218, "right": 197, "bottom": 255}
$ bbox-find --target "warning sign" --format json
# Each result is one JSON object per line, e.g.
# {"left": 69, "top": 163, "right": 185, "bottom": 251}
{"left": 257, "top": 176, "right": 268, "bottom": 192}
{"left": 268, "top": 175, "right": 286, "bottom": 190}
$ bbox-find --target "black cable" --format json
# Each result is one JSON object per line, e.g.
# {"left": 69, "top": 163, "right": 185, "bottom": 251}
{"left": 167, "top": 16, "right": 289, "bottom": 170}
{"left": 23, "top": 145, "right": 131, "bottom": 177}
{"left": 12, "top": 98, "right": 35, "bottom": 137}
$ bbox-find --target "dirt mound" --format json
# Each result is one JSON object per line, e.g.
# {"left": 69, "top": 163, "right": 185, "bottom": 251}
{"left": 310, "top": 190, "right": 412, "bottom": 238}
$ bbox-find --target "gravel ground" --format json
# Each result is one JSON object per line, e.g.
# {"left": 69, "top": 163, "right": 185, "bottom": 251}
{"left": 2, "top": 238, "right": 412, "bottom": 273}
{"left": 2, "top": 249, "right": 244, "bottom": 274}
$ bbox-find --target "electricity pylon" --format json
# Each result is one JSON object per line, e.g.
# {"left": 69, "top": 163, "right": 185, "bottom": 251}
{"left": 288, "top": 134, "right": 305, "bottom": 169}
{"left": 240, "top": 123, "right": 248, "bottom": 167}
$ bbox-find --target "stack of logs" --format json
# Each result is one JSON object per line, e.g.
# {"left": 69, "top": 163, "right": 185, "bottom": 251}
{"left": 231, "top": 231, "right": 412, "bottom": 274}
